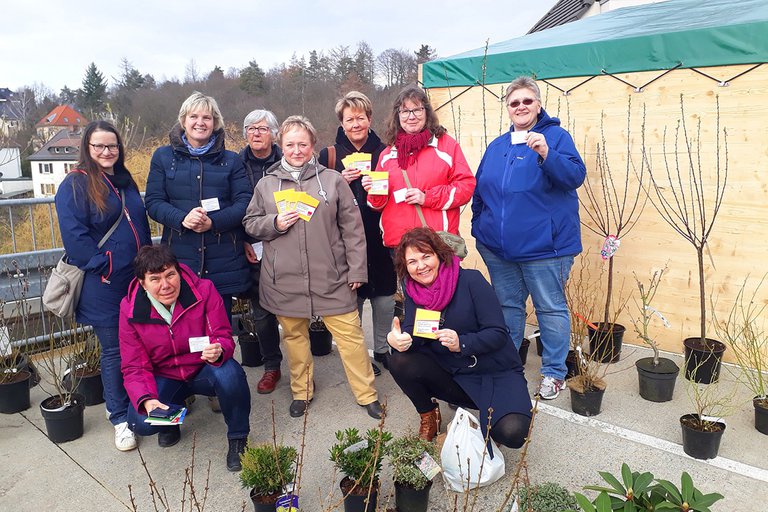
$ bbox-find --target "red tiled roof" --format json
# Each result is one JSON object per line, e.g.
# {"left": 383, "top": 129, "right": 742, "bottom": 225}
{"left": 35, "top": 105, "right": 88, "bottom": 128}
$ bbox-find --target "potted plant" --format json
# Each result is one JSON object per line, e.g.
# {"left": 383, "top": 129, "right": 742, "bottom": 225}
{"left": 233, "top": 297, "right": 264, "bottom": 367}
{"left": 0, "top": 327, "right": 31, "bottom": 414}
{"left": 37, "top": 322, "right": 86, "bottom": 443}
{"left": 309, "top": 315, "right": 332, "bottom": 356}
{"left": 329, "top": 427, "right": 392, "bottom": 512}
{"left": 514, "top": 482, "right": 578, "bottom": 512}
{"left": 714, "top": 276, "right": 768, "bottom": 434}
{"left": 565, "top": 251, "right": 604, "bottom": 379}
{"left": 386, "top": 432, "right": 439, "bottom": 512}
{"left": 62, "top": 329, "right": 104, "bottom": 406}
{"left": 566, "top": 346, "right": 608, "bottom": 417}
{"left": 239, "top": 441, "right": 298, "bottom": 511}
{"left": 646, "top": 96, "right": 728, "bottom": 383}
{"left": 631, "top": 267, "right": 679, "bottom": 402}
{"left": 579, "top": 102, "right": 648, "bottom": 363}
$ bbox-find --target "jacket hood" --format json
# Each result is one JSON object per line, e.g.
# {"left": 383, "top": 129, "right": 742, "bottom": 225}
{"left": 125, "top": 263, "right": 203, "bottom": 323}
{"left": 333, "top": 126, "right": 383, "bottom": 154}
{"left": 510, "top": 108, "right": 561, "bottom": 133}
{"left": 169, "top": 123, "right": 226, "bottom": 155}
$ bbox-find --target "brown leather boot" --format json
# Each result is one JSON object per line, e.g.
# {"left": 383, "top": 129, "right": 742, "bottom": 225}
{"left": 418, "top": 404, "right": 441, "bottom": 441}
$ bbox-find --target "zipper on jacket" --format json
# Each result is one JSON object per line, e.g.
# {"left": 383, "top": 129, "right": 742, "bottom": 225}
{"left": 194, "top": 157, "right": 206, "bottom": 275}
{"left": 104, "top": 177, "right": 142, "bottom": 251}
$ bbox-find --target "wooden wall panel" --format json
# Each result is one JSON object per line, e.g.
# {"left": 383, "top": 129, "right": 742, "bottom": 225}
{"left": 429, "top": 65, "right": 768, "bottom": 360}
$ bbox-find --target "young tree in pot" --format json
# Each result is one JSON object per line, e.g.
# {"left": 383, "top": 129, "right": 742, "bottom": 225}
{"left": 239, "top": 441, "right": 298, "bottom": 511}
{"left": 386, "top": 432, "right": 439, "bottom": 512}
{"left": 632, "top": 266, "right": 679, "bottom": 402}
{"left": 62, "top": 329, "right": 104, "bottom": 406}
{"left": 329, "top": 427, "right": 392, "bottom": 512}
{"left": 565, "top": 251, "right": 604, "bottom": 379}
{"left": 579, "top": 102, "right": 648, "bottom": 363}
{"left": 0, "top": 325, "right": 32, "bottom": 414}
{"left": 646, "top": 96, "right": 728, "bottom": 383}
{"left": 566, "top": 344, "right": 609, "bottom": 417}
{"left": 714, "top": 276, "right": 768, "bottom": 435}
{"left": 233, "top": 297, "right": 264, "bottom": 368}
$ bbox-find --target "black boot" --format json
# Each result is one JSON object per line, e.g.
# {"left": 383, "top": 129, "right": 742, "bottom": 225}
{"left": 226, "top": 438, "right": 247, "bottom": 471}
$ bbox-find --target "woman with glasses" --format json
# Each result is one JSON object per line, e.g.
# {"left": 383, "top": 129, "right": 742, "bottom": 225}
{"left": 471, "top": 76, "right": 586, "bottom": 401}
{"left": 145, "top": 92, "right": 251, "bottom": 322}
{"left": 55, "top": 120, "right": 152, "bottom": 452}
{"left": 362, "top": 84, "right": 475, "bottom": 249}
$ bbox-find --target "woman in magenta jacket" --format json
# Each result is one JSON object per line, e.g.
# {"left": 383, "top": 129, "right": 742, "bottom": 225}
{"left": 119, "top": 245, "right": 250, "bottom": 471}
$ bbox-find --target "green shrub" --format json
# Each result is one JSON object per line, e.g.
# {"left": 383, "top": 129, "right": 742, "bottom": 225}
{"left": 386, "top": 433, "right": 439, "bottom": 491}
{"left": 516, "top": 482, "right": 578, "bottom": 512}
{"left": 239, "top": 442, "right": 297, "bottom": 496}
{"left": 329, "top": 427, "right": 392, "bottom": 488}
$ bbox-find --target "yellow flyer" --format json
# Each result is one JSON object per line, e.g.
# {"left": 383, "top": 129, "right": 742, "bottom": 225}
{"left": 414, "top": 308, "right": 441, "bottom": 339}
{"left": 295, "top": 193, "right": 320, "bottom": 222}
{"left": 273, "top": 189, "right": 295, "bottom": 214}
{"left": 367, "top": 171, "right": 389, "bottom": 195}
{"left": 341, "top": 152, "right": 372, "bottom": 174}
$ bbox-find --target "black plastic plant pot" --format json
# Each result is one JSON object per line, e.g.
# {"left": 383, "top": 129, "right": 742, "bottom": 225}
{"left": 635, "top": 357, "right": 679, "bottom": 402}
{"left": 570, "top": 386, "right": 605, "bottom": 417}
{"left": 340, "top": 477, "right": 377, "bottom": 512}
{"left": 754, "top": 397, "right": 768, "bottom": 436}
{"left": 239, "top": 334, "right": 264, "bottom": 367}
{"left": 588, "top": 323, "right": 625, "bottom": 363}
{"left": 249, "top": 488, "right": 280, "bottom": 512}
{"left": 683, "top": 337, "right": 726, "bottom": 384}
{"left": 680, "top": 414, "right": 725, "bottom": 459}
{"left": 0, "top": 370, "right": 31, "bottom": 414}
{"left": 63, "top": 370, "right": 105, "bottom": 406}
{"left": 518, "top": 338, "right": 530, "bottom": 366}
{"left": 395, "top": 480, "right": 432, "bottom": 512}
{"left": 566, "top": 350, "right": 579, "bottom": 380}
{"left": 40, "top": 393, "right": 85, "bottom": 443}
{"left": 310, "top": 328, "right": 333, "bottom": 356}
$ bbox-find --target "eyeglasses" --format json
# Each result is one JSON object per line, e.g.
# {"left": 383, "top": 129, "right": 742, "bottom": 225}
{"left": 246, "top": 126, "right": 271, "bottom": 135}
{"left": 89, "top": 143, "right": 120, "bottom": 153}
{"left": 398, "top": 107, "right": 426, "bottom": 118}
{"left": 508, "top": 98, "right": 536, "bottom": 109}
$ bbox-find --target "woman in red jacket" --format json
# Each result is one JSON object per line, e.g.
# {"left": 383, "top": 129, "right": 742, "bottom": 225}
{"left": 119, "top": 245, "right": 251, "bottom": 471}
{"left": 362, "top": 85, "right": 475, "bottom": 249}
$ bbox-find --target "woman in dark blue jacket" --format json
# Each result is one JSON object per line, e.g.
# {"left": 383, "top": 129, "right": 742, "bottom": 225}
{"left": 55, "top": 120, "right": 152, "bottom": 452}
{"left": 386, "top": 227, "right": 532, "bottom": 448}
{"left": 145, "top": 92, "right": 251, "bottom": 317}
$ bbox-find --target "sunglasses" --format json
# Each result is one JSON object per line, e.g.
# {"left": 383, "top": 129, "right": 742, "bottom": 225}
{"left": 508, "top": 98, "right": 536, "bottom": 108}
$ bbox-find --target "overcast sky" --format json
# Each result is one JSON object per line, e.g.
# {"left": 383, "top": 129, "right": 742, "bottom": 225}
{"left": 1, "top": 0, "right": 556, "bottom": 92}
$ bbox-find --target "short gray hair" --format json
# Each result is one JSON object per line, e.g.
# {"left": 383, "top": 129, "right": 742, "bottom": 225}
{"left": 178, "top": 92, "right": 224, "bottom": 131}
{"left": 242, "top": 109, "right": 279, "bottom": 139}
{"left": 505, "top": 76, "right": 541, "bottom": 104}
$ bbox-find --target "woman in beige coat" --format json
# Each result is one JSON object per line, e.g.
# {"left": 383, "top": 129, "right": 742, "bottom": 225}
{"left": 243, "top": 116, "right": 382, "bottom": 419}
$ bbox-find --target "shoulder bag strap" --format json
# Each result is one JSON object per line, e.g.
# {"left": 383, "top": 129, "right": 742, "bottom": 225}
{"left": 326, "top": 146, "right": 336, "bottom": 170}
{"left": 96, "top": 189, "right": 125, "bottom": 249}
{"left": 400, "top": 169, "right": 428, "bottom": 228}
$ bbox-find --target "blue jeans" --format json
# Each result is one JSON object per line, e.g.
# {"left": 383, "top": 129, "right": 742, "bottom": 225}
{"left": 476, "top": 243, "right": 574, "bottom": 380}
{"left": 93, "top": 325, "right": 130, "bottom": 425}
{"left": 127, "top": 359, "right": 251, "bottom": 439}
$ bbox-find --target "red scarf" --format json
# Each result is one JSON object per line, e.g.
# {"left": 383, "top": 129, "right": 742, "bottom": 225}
{"left": 395, "top": 129, "right": 431, "bottom": 170}
{"left": 405, "top": 255, "right": 460, "bottom": 311}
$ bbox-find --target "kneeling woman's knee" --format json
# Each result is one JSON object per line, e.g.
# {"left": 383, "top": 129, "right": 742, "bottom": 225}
{"left": 211, "top": 359, "right": 248, "bottom": 391}
{"left": 490, "top": 414, "right": 531, "bottom": 449}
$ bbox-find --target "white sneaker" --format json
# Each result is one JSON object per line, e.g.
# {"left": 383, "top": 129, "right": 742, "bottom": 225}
{"left": 114, "top": 422, "right": 138, "bottom": 451}
{"left": 537, "top": 376, "right": 566, "bottom": 400}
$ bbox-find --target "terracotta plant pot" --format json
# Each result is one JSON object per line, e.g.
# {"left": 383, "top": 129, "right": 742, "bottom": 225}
{"left": 680, "top": 413, "right": 725, "bottom": 459}
{"left": 588, "top": 323, "right": 625, "bottom": 363}
{"left": 683, "top": 337, "right": 725, "bottom": 383}
{"left": 635, "top": 357, "right": 679, "bottom": 402}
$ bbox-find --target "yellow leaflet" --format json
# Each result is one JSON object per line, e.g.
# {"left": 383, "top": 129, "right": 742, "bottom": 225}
{"left": 273, "top": 189, "right": 295, "bottom": 214}
{"left": 367, "top": 171, "right": 389, "bottom": 195}
{"left": 341, "top": 152, "right": 373, "bottom": 174}
{"left": 295, "top": 192, "right": 320, "bottom": 222}
{"left": 414, "top": 308, "right": 441, "bottom": 339}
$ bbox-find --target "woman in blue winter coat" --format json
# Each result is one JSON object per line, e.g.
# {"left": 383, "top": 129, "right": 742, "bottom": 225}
{"left": 471, "top": 76, "right": 586, "bottom": 401}
{"left": 145, "top": 92, "right": 251, "bottom": 318}
{"left": 55, "top": 120, "right": 152, "bottom": 452}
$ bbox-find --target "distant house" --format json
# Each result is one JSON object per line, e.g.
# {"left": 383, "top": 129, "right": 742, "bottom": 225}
{"left": 529, "top": 0, "right": 662, "bottom": 33}
{"left": 0, "top": 88, "right": 21, "bottom": 138}
{"left": 0, "top": 148, "right": 32, "bottom": 198}
{"left": 35, "top": 105, "right": 88, "bottom": 143}
{"left": 27, "top": 129, "right": 80, "bottom": 198}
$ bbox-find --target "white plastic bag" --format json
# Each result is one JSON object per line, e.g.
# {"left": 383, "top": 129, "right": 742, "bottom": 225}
{"left": 441, "top": 407, "right": 505, "bottom": 491}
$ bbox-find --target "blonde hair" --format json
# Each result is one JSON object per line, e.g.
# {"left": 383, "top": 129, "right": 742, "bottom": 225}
{"left": 278, "top": 115, "right": 318, "bottom": 146}
{"left": 178, "top": 91, "right": 224, "bottom": 131}
{"left": 335, "top": 91, "right": 373, "bottom": 122}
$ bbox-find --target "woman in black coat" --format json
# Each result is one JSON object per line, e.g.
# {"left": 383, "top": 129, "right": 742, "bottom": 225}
{"left": 145, "top": 92, "right": 251, "bottom": 317}
{"left": 387, "top": 227, "right": 532, "bottom": 447}
{"left": 318, "top": 91, "right": 397, "bottom": 375}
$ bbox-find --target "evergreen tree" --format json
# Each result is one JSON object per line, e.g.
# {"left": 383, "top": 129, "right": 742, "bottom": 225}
{"left": 415, "top": 44, "right": 437, "bottom": 64}
{"left": 79, "top": 62, "right": 108, "bottom": 112}
{"left": 117, "top": 58, "right": 146, "bottom": 91}
{"left": 239, "top": 60, "right": 267, "bottom": 95}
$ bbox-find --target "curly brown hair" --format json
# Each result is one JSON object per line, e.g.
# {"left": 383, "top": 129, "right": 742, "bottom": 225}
{"left": 383, "top": 84, "right": 446, "bottom": 145}
{"left": 393, "top": 227, "right": 455, "bottom": 280}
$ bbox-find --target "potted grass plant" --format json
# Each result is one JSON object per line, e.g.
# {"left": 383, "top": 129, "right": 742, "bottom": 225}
{"left": 632, "top": 267, "right": 679, "bottom": 402}
{"left": 329, "top": 427, "right": 392, "bottom": 512}
{"left": 239, "top": 441, "right": 298, "bottom": 511}
{"left": 386, "top": 432, "right": 439, "bottom": 512}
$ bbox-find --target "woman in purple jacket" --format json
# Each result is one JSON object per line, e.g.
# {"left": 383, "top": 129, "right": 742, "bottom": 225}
{"left": 119, "top": 245, "right": 251, "bottom": 471}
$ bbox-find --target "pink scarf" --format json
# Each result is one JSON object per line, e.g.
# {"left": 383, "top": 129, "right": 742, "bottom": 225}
{"left": 405, "top": 255, "right": 460, "bottom": 311}
{"left": 395, "top": 129, "right": 431, "bottom": 170}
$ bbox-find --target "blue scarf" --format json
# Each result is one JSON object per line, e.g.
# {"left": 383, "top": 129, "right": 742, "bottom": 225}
{"left": 182, "top": 133, "right": 217, "bottom": 156}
